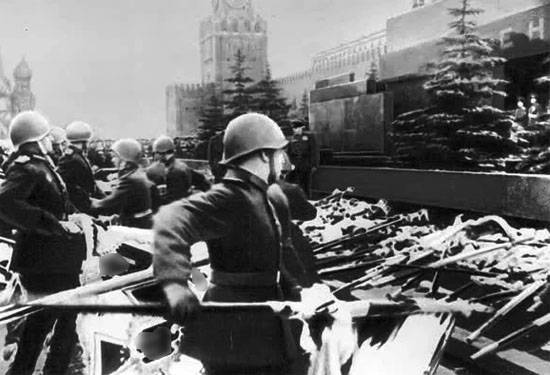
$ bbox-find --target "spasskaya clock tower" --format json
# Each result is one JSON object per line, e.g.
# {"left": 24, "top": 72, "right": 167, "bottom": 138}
{"left": 200, "top": 0, "right": 267, "bottom": 88}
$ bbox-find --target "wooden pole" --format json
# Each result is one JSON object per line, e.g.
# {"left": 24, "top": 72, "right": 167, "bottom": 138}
{"left": 466, "top": 280, "right": 546, "bottom": 343}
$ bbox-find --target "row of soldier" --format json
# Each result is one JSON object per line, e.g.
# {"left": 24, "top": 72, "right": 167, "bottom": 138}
{"left": 0, "top": 111, "right": 321, "bottom": 374}
{"left": 0, "top": 112, "right": 214, "bottom": 374}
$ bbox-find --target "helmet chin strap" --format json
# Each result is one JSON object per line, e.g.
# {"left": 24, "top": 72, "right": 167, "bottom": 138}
{"left": 37, "top": 139, "right": 49, "bottom": 156}
{"left": 267, "top": 152, "right": 278, "bottom": 185}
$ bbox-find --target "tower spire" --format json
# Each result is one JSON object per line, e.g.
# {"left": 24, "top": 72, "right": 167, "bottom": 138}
{"left": 0, "top": 48, "right": 5, "bottom": 79}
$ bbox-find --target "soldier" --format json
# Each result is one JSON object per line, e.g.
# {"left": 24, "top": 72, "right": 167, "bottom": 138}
{"left": 0, "top": 111, "right": 85, "bottom": 375}
{"left": 49, "top": 126, "right": 66, "bottom": 165}
{"left": 528, "top": 94, "right": 542, "bottom": 126}
{"left": 514, "top": 97, "right": 528, "bottom": 128}
{"left": 58, "top": 121, "right": 104, "bottom": 213}
{"left": 153, "top": 113, "right": 303, "bottom": 375}
{"left": 287, "top": 119, "right": 319, "bottom": 198}
{"left": 90, "top": 138, "right": 157, "bottom": 228}
{"left": 149, "top": 135, "right": 210, "bottom": 205}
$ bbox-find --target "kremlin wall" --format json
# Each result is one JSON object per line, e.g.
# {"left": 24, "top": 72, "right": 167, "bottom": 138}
{"left": 167, "top": 0, "right": 550, "bottom": 137}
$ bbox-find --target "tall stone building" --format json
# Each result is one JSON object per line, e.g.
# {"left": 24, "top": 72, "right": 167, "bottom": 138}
{"left": 0, "top": 55, "right": 36, "bottom": 137}
{"left": 11, "top": 57, "right": 35, "bottom": 114}
{"left": 200, "top": 0, "right": 267, "bottom": 87}
{"left": 167, "top": 0, "right": 268, "bottom": 137}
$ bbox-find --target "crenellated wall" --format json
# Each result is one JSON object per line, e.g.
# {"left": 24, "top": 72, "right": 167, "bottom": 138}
{"left": 166, "top": 83, "right": 207, "bottom": 137}
{"left": 276, "top": 30, "right": 387, "bottom": 106}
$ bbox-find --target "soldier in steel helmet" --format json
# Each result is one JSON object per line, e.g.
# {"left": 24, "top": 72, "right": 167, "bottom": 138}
{"left": 0, "top": 111, "right": 85, "bottom": 375}
{"left": 146, "top": 135, "right": 210, "bottom": 206}
{"left": 153, "top": 113, "right": 303, "bottom": 374}
{"left": 90, "top": 138, "right": 158, "bottom": 228}
{"left": 49, "top": 126, "right": 66, "bottom": 165}
{"left": 57, "top": 121, "right": 105, "bottom": 213}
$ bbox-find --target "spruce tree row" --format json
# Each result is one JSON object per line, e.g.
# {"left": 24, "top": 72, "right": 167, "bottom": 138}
{"left": 198, "top": 49, "right": 298, "bottom": 143}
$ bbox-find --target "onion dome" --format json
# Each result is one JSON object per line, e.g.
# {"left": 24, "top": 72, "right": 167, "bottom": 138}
{"left": 14, "top": 58, "right": 32, "bottom": 80}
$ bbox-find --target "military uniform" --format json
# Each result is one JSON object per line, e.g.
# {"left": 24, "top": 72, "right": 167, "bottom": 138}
{"left": 153, "top": 167, "right": 300, "bottom": 374}
{"left": 49, "top": 145, "right": 63, "bottom": 165}
{"left": 91, "top": 166, "right": 156, "bottom": 228}
{"left": 287, "top": 131, "right": 318, "bottom": 197}
{"left": 0, "top": 150, "right": 85, "bottom": 375}
{"left": 165, "top": 157, "right": 210, "bottom": 202}
{"left": 145, "top": 161, "right": 166, "bottom": 186}
{"left": 146, "top": 161, "right": 167, "bottom": 201}
{"left": 147, "top": 157, "right": 210, "bottom": 206}
{"left": 58, "top": 145, "right": 103, "bottom": 213}
{"left": 268, "top": 181, "right": 319, "bottom": 288}
{"left": 528, "top": 101, "right": 542, "bottom": 126}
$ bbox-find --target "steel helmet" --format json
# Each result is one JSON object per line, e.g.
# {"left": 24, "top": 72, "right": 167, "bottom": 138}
{"left": 9, "top": 111, "right": 51, "bottom": 149}
{"left": 153, "top": 135, "right": 175, "bottom": 153}
{"left": 221, "top": 113, "right": 288, "bottom": 164}
{"left": 66, "top": 121, "right": 93, "bottom": 142}
{"left": 50, "top": 126, "right": 66, "bottom": 145}
{"left": 112, "top": 138, "right": 142, "bottom": 163}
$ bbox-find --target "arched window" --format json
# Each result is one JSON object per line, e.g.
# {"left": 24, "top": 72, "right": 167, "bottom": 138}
{"left": 244, "top": 20, "right": 251, "bottom": 31}
{"left": 231, "top": 19, "right": 239, "bottom": 32}
{"left": 255, "top": 22, "right": 262, "bottom": 32}
{"left": 221, "top": 19, "right": 228, "bottom": 31}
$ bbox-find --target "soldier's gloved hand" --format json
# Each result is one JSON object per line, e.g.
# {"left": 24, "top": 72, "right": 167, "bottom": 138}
{"left": 163, "top": 282, "right": 200, "bottom": 325}
{"left": 89, "top": 198, "right": 100, "bottom": 208}
{"left": 60, "top": 221, "right": 82, "bottom": 235}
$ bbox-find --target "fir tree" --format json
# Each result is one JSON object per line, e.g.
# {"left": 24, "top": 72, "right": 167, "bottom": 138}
{"left": 198, "top": 88, "right": 226, "bottom": 142}
{"left": 249, "top": 66, "right": 290, "bottom": 124}
{"left": 391, "top": 0, "right": 517, "bottom": 171}
{"left": 298, "top": 89, "right": 309, "bottom": 122}
{"left": 223, "top": 49, "right": 255, "bottom": 120}
{"left": 288, "top": 97, "right": 299, "bottom": 119}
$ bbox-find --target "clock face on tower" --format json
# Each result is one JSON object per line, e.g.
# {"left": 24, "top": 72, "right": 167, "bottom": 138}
{"left": 224, "top": 0, "right": 247, "bottom": 9}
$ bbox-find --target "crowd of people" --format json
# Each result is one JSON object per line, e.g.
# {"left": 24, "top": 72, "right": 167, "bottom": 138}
{"left": 0, "top": 110, "right": 321, "bottom": 375}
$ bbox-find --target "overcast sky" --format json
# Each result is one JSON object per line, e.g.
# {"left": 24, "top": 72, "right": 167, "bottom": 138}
{"left": 0, "top": 0, "right": 409, "bottom": 138}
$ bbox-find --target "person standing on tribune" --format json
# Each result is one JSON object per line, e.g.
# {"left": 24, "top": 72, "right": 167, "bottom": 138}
{"left": 287, "top": 119, "right": 318, "bottom": 198}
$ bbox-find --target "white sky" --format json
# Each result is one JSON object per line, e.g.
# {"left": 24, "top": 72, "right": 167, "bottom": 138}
{"left": 0, "top": 0, "right": 410, "bottom": 138}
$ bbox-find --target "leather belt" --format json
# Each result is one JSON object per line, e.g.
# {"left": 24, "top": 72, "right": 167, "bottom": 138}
{"left": 211, "top": 269, "right": 280, "bottom": 287}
